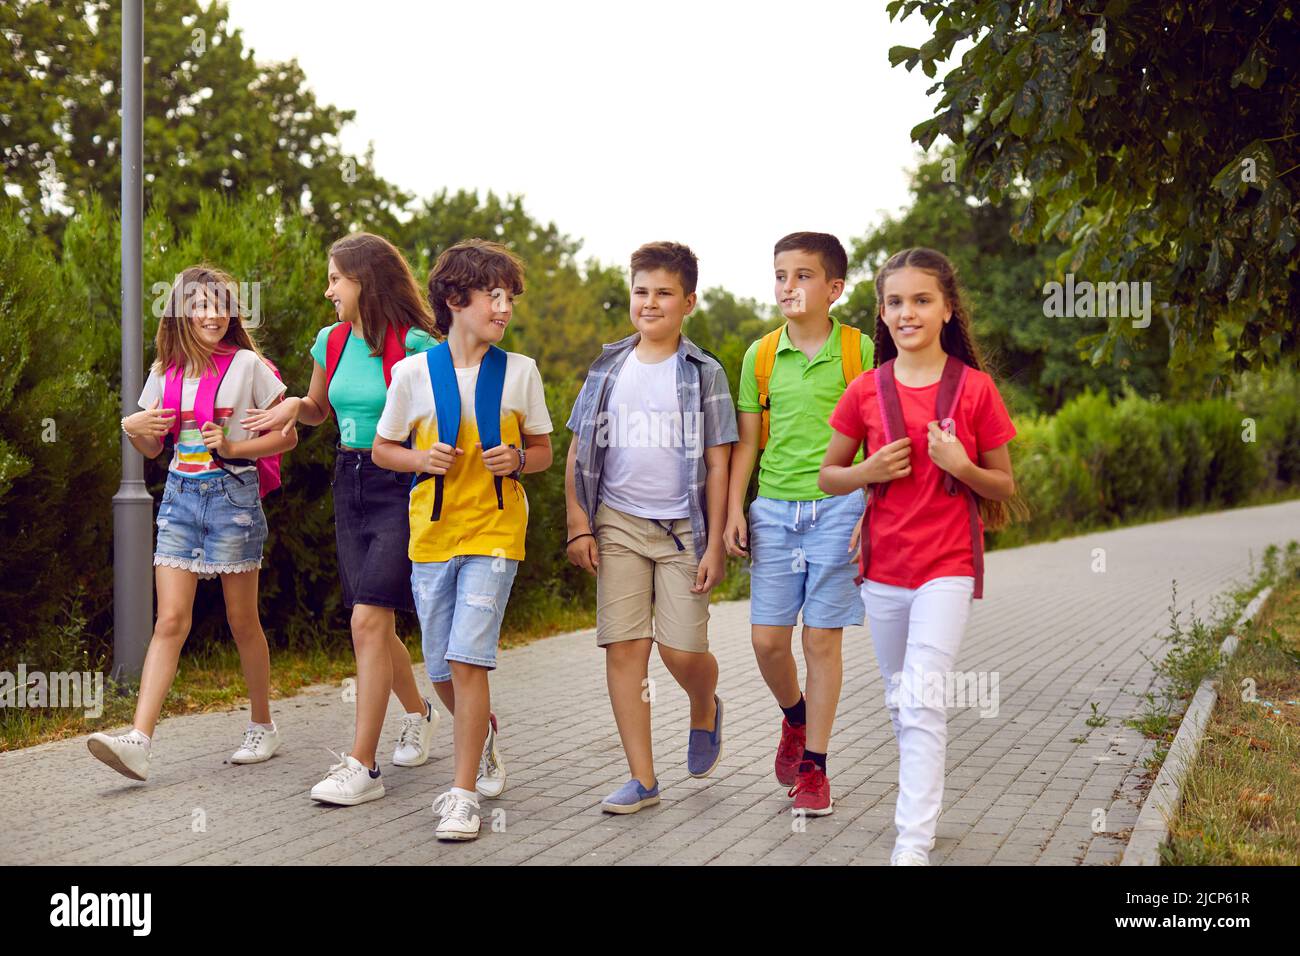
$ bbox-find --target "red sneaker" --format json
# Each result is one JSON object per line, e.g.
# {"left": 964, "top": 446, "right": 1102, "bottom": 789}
{"left": 788, "top": 760, "right": 833, "bottom": 816}
{"left": 775, "top": 717, "right": 806, "bottom": 786}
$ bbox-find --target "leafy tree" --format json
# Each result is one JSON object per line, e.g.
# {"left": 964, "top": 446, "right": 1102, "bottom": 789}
{"left": 1, "top": 0, "right": 404, "bottom": 244}
{"left": 397, "top": 189, "right": 631, "bottom": 385}
{"left": 841, "top": 147, "right": 1173, "bottom": 414}
{"left": 887, "top": 0, "right": 1300, "bottom": 377}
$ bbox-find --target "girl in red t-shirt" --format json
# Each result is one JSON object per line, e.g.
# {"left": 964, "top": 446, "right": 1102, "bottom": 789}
{"left": 820, "top": 247, "right": 1018, "bottom": 866}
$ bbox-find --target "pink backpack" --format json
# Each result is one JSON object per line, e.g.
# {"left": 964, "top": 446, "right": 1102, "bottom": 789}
{"left": 162, "top": 348, "right": 283, "bottom": 498}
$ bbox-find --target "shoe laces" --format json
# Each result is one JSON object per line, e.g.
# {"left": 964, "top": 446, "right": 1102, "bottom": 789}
{"left": 396, "top": 713, "right": 425, "bottom": 751}
{"left": 787, "top": 761, "right": 825, "bottom": 799}
{"left": 239, "top": 727, "right": 265, "bottom": 753}
{"left": 432, "top": 792, "right": 475, "bottom": 825}
{"left": 323, "top": 749, "right": 358, "bottom": 782}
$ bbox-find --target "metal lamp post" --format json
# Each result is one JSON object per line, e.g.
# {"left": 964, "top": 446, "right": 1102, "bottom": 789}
{"left": 111, "top": 0, "right": 151, "bottom": 683}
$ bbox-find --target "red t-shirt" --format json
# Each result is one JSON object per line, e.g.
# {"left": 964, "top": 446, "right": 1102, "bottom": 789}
{"left": 829, "top": 364, "right": 1016, "bottom": 589}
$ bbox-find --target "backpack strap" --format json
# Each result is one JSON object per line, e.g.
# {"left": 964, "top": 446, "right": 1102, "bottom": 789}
{"left": 414, "top": 342, "right": 509, "bottom": 521}
{"left": 872, "top": 359, "right": 908, "bottom": 499}
{"left": 754, "top": 326, "right": 783, "bottom": 450}
{"left": 324, "top": 322, "right": 351, "bottom": 391}
{"left": 840, "top": 324, "right": 864, "bottom": 386}
{"left": 934, "top": 355, "right": 970, "bottom": 496}
{"left": 856, "top": 359, "right": 907, "bottom": 587}
{"left": 934, "top": 354, "right": 982, "bottom": 598}
{"left": 162, "top": 363, "right": 185, "bottom": 445}
{"left": 382, "top": 324, "right": 409, "bottom": 387}
{"left": 198, "top": 350, "right": 249, "bottom": 482}
{"left": 192, "top": 349, "right": 237, "bottom": 433}
{"left": 418, "top": 342, "right": 460, "bottom": 521}
{"left": 476, "top": 346, "right": 508, "bottom": 513}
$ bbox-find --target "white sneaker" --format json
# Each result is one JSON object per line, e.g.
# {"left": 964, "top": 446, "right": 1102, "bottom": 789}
{"left": 891, "top": 850, "right": 929, "bottom": 866}
{"left": 432, "top": 789, "right": 481, "bottom": 841}
{"left": 309, "top": 751, "right": 385, "bottom": 806}
{"left": 230, "top": 723, "right": 281, "bottom": 764}
{"left": 392, "top": 698, "right": 439, "bottom": 767}
{"left": 476, "top": 712, "right": 506, "bottom": 798}
{"left": 87, "top": 730, "right": 152, "bottom": 781}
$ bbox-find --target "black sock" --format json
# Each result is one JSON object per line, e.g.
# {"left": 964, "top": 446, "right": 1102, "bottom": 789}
{"left": 802, "top": 749, "right": 827, "bottom": 772}
{"left": 781, "top": 695, "right": 806, "bottom": 727}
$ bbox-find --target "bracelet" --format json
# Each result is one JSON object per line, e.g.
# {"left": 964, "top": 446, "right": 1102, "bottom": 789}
{"left": 508, "top": 445, "right": 526, "bottom": 481}
{"left": 566, "top": 532, "right": 595, "bottom": 546}
{"left": 121, "top": 417, "right": 140, "bottom": 440}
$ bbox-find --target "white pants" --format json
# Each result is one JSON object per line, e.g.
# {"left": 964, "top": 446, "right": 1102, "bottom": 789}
{"left": 861, "top": 576, "right": 974, "bottom": 863}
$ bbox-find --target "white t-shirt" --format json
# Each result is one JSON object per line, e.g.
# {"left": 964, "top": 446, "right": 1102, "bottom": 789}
{"left": 376, "top": 349, "right": 552, "bottom": 562}
{"left": 138, "top": 350, "right": 286, "bottom": 477}
{"left": 598, "top": 349, "right": 689, "bottom": 519}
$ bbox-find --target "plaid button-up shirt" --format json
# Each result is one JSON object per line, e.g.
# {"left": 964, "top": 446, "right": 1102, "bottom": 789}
{"left": 566, "top": 332, "right": 738, "bottom": 560}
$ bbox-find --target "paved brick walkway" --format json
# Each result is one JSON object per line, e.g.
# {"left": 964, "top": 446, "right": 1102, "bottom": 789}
{"left": 4, "top": 501, "right": 1297, "bottom": 866}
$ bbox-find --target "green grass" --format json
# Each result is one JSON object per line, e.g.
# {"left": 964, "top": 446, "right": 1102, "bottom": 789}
{"left": 1162, "top": 543, "right": 1300, "bottom": 865}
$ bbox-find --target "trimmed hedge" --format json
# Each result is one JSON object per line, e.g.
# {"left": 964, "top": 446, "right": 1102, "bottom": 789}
{"left": 993, "top": 378, "right": 1294, "bottom": 547}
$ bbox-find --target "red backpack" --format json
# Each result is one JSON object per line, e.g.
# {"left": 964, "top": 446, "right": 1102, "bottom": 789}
{"left": 857, "top": 355, "right": 984, "bottom": 597}
{"left": 163, "top": 348, "right": 284, "bottom": 498}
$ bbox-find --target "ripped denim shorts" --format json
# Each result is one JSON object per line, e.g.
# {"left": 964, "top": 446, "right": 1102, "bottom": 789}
{"left": 154, "top": 471, "right": 267, "bottom": 578}
{"left": 411, "top": 555, "right": 520, "bottom": 683}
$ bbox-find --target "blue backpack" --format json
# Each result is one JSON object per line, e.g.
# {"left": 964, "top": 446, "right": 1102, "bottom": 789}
{"left": 412, "top": 341, "right": 509, "bottom": 521}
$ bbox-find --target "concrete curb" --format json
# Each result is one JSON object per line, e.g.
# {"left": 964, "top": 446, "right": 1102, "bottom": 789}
{"left": 1121, "top": 586, "right": 1274, "bottom": 866}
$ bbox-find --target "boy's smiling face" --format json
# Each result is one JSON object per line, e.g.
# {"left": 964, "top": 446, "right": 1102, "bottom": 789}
{"left": 630, "top": 268, "right": 696, "bottom": 343}
{"left": 450, "top": 286, "right": 515, "bottom": 343}
{"left": 774, "top": 249, "right": 844, "bottom": 320}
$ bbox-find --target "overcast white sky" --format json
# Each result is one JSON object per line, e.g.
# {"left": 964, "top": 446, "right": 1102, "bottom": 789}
{"left": 222, "top": 0, "right": 947, "bottom": 303}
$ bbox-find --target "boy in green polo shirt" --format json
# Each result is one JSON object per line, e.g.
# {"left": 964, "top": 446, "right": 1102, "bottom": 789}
{"left": 723, "top": 231, "right": 872, "bottom": 817}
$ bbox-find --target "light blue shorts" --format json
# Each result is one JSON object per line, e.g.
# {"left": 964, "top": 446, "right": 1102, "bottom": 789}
{"left": 412, "top": 555, "right": 519, "bottom": 683}
{"left": 748, "top": 492, "right": 866, "bottom": 629}
{"left": 154, "top": 471, "right": 266, "bottom": 579}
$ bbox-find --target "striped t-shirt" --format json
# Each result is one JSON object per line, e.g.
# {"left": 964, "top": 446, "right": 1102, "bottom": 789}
{"left": 138, "top": 350, "right": 287, "bottom": 477}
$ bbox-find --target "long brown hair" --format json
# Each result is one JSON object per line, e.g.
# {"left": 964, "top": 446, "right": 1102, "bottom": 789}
{"left": 152, "top": 264, "right": 264, "bottom": 375}
{"left": 872, "top": 247, "right": 1025, "bottom": 530}
{"left": 328, "top": 232, "right": 438, "bottom": 353}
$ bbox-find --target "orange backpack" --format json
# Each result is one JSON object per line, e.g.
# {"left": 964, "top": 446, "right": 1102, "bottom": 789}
{"left": 754, "top": 323, "right": 865, "bottom": 448}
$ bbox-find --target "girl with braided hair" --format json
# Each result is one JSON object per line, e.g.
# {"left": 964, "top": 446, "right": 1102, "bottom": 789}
{"left": 818, "top": 247, "right": 1019, "bottom": 865}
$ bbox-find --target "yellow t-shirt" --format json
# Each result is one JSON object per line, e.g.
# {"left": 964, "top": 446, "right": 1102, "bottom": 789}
{"left": 376, "top": 350, "right": 553, "bottom": 563}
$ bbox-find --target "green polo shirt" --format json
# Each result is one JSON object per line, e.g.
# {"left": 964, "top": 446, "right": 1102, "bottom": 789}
{"left": 737, "top": 316, "right": 873, "bottom": 501}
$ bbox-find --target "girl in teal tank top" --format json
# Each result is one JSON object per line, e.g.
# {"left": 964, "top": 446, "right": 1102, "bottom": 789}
{"left": 241, "top": 232, "right": 442, "bottom": 804}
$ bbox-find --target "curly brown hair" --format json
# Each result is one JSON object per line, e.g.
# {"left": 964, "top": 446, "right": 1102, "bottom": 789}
{"left": 426, "top": 239, "right": 526, "bottom": 336}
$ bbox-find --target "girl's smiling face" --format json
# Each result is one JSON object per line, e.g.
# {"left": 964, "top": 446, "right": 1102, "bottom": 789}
{"left": 187, "top": 284, "right": 232, "bottom": 349}
{"left": 324, "top": 256, "right": 362, "bottom": 324}
{"left": 879, "top": 266, "right": 951, "bottom": 353}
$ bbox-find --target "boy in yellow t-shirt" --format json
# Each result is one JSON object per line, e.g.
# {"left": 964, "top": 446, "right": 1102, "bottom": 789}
{"left": 373, "top": 239, "right": 553, "bottom": 842}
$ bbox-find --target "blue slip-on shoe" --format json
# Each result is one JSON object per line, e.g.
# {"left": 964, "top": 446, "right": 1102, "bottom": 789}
{"left": 600, "top": 777, "right": 661, "bottom": 814}
{"left": 687, "top": 695, "right": 724, "bottom": 778}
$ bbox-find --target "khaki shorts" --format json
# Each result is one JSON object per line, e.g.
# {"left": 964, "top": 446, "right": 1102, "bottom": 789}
{"left": 594, "top": 502, "right": 711, "bottom": 653}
